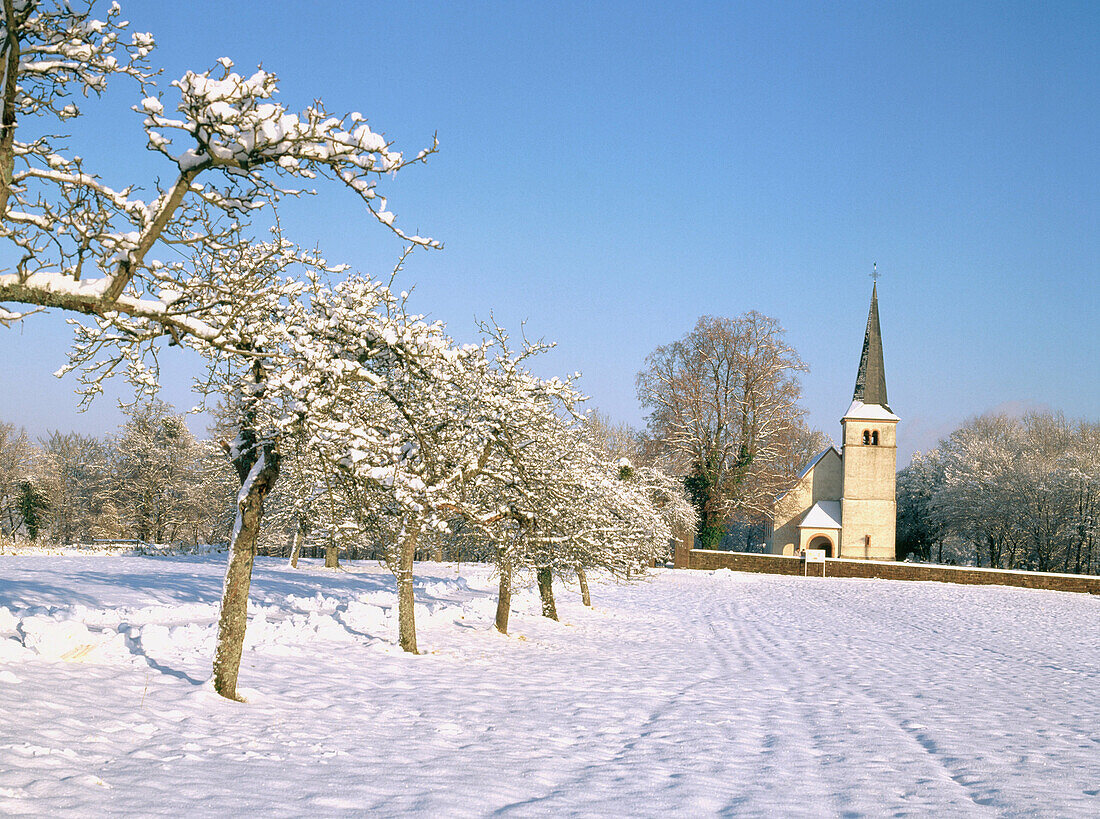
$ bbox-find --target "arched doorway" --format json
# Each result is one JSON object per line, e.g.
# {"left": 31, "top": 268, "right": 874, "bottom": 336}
{"left": 808, "top": 535, "right": 833, "bottom": 557}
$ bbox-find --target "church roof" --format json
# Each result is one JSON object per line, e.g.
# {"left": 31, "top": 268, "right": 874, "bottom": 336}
{"left": 800, "top": 500, "right": 842, "bottom": 530}
{"left": 842, "top": 399, "right": 900, "bottom": 422}
{"left": 852, "top": 282, "right": 890, "bottom": 410}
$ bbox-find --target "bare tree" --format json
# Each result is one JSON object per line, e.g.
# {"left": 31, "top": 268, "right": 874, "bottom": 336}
{"left": 636, "top": 312, "right": 813, "bottom": 548}
{"left": 113, "top": 400, "right": 197, "bottom": 543}
{"left": 582, "top": 410, "right": 643, "bottom": 462}
{"left": 183, "top": 438, "right": 236, "bottom": 545}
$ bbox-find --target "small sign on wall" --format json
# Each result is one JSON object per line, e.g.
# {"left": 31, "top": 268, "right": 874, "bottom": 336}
{"left": 804, "top": 549, "right": 826, "bottom": 563}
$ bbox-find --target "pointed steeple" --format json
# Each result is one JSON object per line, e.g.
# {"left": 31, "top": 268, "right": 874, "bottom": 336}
{"left": 852, "top": 283, "right": 889, "bottom": 409}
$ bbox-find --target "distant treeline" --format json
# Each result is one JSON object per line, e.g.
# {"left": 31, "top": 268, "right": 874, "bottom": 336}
{"left": 0, "top": 402, "right": 543, "bottom": 561}
{"left": 897, "top": 411, "right": 1099, "bottom": 576}
{"left": 1, "top": 402, "right": 235, "bottom": 547}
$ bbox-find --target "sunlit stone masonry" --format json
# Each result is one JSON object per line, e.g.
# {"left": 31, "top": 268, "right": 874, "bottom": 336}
{"left": 768, "top": 284, "right": 899, "bottom": 560}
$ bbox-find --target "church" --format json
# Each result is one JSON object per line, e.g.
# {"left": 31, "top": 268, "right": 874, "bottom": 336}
{"left": 768, "top": 284, "right": 898, "bottom": 560}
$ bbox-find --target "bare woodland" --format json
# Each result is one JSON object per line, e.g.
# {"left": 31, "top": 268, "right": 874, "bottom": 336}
{"left": 897, "top": 411, "right": 1100, "bottom": 575}
{"left": 0, "top": 403, "right": 233, "bottom": 546}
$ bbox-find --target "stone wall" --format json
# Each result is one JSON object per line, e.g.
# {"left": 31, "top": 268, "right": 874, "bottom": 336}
{"left": 684, "top": 549, "right": 1100, "bottom": 595}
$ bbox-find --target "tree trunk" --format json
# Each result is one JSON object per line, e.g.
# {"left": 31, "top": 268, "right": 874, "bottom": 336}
{"left": 432, "top": 544, "right": 443, "bottom": 562}
{"left": 537, "top": 566, "right": 557, "bottom": 620}
{"left": 0, "top": 7, "right": 21, "bottom": 217}
{"left": 212, "top": 442, "right": 280, "bottom": 701}
{"left": 577, "top": 565, "right": 591, "bottom": 606}
{"left": 288, "top": 525, "right": 303, "bottom": 568}
{"left": 495, "top": 557, "right": 512, "bottom": 634}
{"left": 397, "top": 520, "right": 421, "bottom": 654}
{"left": 325, "top": 540, "right": 340, "bottom": 568}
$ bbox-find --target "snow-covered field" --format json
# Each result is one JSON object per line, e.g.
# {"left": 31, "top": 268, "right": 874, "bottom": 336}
{"left": 1, "top": 557, "right": 1097, "bottom": 817}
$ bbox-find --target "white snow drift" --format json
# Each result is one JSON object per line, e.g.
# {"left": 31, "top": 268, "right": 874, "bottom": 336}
{"left": 1, "top": 555, "right": 1097, "bottom": 816}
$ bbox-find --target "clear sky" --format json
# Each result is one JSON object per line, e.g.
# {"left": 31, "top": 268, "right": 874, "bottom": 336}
{"left": 2, "top": 0, "right": 1097, "bottom": 463}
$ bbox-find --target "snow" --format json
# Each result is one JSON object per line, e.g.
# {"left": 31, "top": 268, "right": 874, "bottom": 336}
{"left": 842, "top": 400, "right": 901, "bottom": 422}
{"left": 800, "top": 499, "right": 842, "bottom": 529}
{"left": 1, "top": 556, "right": 1098, "bottom": 816}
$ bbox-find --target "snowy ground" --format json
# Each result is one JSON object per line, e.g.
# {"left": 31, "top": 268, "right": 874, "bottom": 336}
{"left": 1, "top": 557, "right": 1098, "bottom": 817}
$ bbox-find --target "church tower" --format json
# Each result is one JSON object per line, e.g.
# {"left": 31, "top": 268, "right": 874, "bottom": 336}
{"left": 839, "top": 283, "right": 899, "bottom": 560}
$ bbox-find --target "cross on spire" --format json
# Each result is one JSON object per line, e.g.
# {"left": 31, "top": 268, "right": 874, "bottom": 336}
{"left": 870, "top": 262, "right": 879, "bottom": 283}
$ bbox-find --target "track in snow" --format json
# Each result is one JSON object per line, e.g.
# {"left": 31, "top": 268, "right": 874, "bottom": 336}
{"left": 1, "top": 557, "right": 1098, "bottom": 817}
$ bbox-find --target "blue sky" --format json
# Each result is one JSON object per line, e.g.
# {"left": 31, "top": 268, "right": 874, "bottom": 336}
{"left": 2, "top": 0, "right": 1097, "bottom": 462}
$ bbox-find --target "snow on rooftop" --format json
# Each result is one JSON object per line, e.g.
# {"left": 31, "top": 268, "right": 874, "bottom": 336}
{"left": 799, "top": 499, "right": 842, "bottom": 529}
{"left": 842, "top": 399, "right": 900, "bottom": 422}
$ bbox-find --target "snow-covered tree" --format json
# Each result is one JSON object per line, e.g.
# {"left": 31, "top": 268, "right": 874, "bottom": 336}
{"left": 274, "top": 276, "right": 500, "bottom": 653}
{"left": 254, "top": 434, "right": 327, "bottom": 566}
{"left": 933, "top": 414, "right": 1030, "bottom": 568}
{"left": 37, "top": 429, "right": 115, "bottom": 543}
{"left": 630, "top": 461, "right": 699, "bottom": 560}
{"left": 2, "top": 1, "right": 439, "bottom": 699}
{"left": 1, "top": 2, "right": 436, "bottom": 343}
{"left": 895, "top": 448, "right": 947, "bottom": 563}
{"left": 113, "top": 400, "right": 197, "bottom": 543}
{"left": 278, "top": 301, "right": 671, "bottom": 643}
{"left": 465, "top": 341, "right": 680, "bottom": 628}
{"left": 0, "top": 422, "right": 37, "bottom": 541}
{"left": 902, "top": 412, "right": 1100, "bottom": 575}
{"left": 443, "top": 326, "right": 592, "bottom": 631}
{"left": 582, "top": 413, "right": 698, "bottom": 566}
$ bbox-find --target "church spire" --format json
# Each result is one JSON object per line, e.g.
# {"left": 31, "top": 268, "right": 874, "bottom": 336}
{"left": 853, "top": 282, "right": 889, "bottom": 409}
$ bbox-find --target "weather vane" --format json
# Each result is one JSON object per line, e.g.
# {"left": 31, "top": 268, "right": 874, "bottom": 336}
{"left": 870, "top": 262, "right": 880, "bottom": 283}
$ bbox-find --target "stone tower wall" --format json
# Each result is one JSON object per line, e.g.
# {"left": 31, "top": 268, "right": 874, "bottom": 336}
{"left": 840, "top": 418, "right": 898, "bottom": 560}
